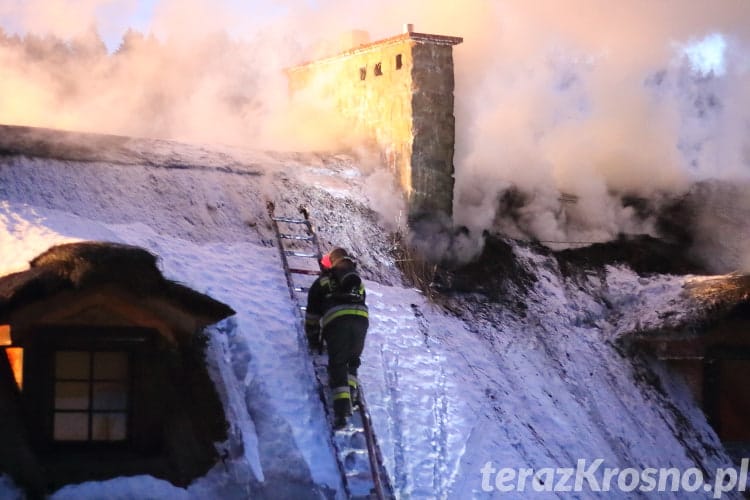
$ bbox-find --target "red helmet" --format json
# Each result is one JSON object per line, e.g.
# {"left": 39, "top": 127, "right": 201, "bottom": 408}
{"left": 320, "top": 247, "right": 348, "bottom": 270}
{"left": 320, "top": 253, "right": 332, "bottom": 270}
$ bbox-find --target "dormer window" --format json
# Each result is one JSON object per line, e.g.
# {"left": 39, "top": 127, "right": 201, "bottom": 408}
{"left": 0, "top": 241, "right": 235, "bottom": 493}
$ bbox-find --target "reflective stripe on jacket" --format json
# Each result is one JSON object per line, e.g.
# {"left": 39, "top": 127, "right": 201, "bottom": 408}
{"left": 321, "top": 303, "right": 369, "bottom": 328}
{"left": 306, "top": 270, "right": 368, "bottom": 330}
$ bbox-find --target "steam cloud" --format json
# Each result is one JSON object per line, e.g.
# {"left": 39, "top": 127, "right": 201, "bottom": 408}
{"left": 450, "top": 1, "right": 750, "bottom": 260}
{"left": 1, "top": 0, "right": 750, "bottom": 270}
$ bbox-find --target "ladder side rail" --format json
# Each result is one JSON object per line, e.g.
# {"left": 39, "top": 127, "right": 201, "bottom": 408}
{"left": 299, "top": 206, "right": 324, "bottom": 265}
{"left": 358, "top": 388, "right": 391, "bottom": 499}
{"left": 267, "top": 208, "right": 302, "bottom": 310}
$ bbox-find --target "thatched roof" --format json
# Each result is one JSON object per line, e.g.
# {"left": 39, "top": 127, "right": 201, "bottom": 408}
{"left": 554, "top": 234, "right": 705, "bottom": 277}
{"left": 682, "top": 274, "right": 750, "bottom": 325}
{"left": 629, "top": 274, "right": 750, "bottom": 342}
{"left": 0, "top": 241, "right": 235, "bottom": 325}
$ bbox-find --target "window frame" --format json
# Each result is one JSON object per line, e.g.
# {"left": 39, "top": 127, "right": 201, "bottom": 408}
{"left": 21, "top": 325, "right": 155, "bottom": 451}
{"left": 52, "top": 349, "right": 132, "bottom": 443}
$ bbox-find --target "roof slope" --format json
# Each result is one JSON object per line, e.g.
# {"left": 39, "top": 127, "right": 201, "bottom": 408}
{"left": 0, "top": 125, "right": 742, "bottom": 498}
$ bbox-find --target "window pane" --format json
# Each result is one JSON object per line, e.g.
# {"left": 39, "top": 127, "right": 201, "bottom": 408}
{"left": 92, "top": 413, "right": 127, "bottom": 441}
{"left": 93, "top": 382, "right": 128, "bottom": 410}
{"left": 54, "top": 412, "right": 89, "bottom": 441}
{"left": 93, "top": 352, "right": 128, "bottom": 380}
{"left": 55, "top": 382, "right": 90, "bottom": 410}
{"left": 56, "top": 351, "right": 90, "bottom": 379}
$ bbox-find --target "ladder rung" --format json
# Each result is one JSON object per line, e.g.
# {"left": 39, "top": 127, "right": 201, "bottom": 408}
{"left": 285, "top": 251, "right": 317, "bottom": 258}
{"left": 273, "top": 216, "right": 307, "bottom": 224}
{"left": 289, "top": 268, "right": 320, "bottom": 276}
{"left": 280, "top": 234, "right": 314, "bottom": 241}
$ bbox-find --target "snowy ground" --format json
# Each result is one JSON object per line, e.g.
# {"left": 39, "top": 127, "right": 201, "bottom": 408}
{"left": 0, "top": 135, "right": 744, "bottom": 498}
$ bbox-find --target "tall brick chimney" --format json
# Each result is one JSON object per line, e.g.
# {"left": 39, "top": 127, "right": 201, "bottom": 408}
{"left": 286, "top": 27, "right": 463, "bottom": 222}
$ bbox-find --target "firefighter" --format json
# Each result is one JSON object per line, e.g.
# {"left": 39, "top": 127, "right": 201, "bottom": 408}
{"left": 305, "top": 247, "right": 369, "bottom": 429}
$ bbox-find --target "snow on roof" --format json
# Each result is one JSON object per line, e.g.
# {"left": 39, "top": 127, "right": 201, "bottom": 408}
{"left": 623, "top": 273, "right": 750, "bottom": 341}
{"left": 0, "top": 125, "right": 740, "bottom": 498}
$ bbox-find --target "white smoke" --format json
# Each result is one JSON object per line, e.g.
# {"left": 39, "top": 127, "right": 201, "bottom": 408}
{"left": 1, "top": 0, "right": 750, "bottom": 268}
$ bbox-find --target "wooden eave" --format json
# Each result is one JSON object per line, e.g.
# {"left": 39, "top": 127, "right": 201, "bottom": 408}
{"left": 5, "top": 285, "right": 206, "bottom": 345}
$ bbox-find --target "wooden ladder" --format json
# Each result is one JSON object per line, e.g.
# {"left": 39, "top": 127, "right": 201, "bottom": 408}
{"left": 267, "top": 202, "right": 393, "bottom": 500}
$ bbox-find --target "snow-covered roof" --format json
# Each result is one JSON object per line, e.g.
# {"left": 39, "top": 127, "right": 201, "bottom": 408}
{"left": 627, "top": 274, "right": 750, "bottom": 341}
{"left": 0, "top": 124, "right": 744, "bottom": 498}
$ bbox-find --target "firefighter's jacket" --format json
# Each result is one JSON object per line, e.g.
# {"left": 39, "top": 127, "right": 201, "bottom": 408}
{"left": 305, "top": 261, "right": 368, "bottom": 335}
